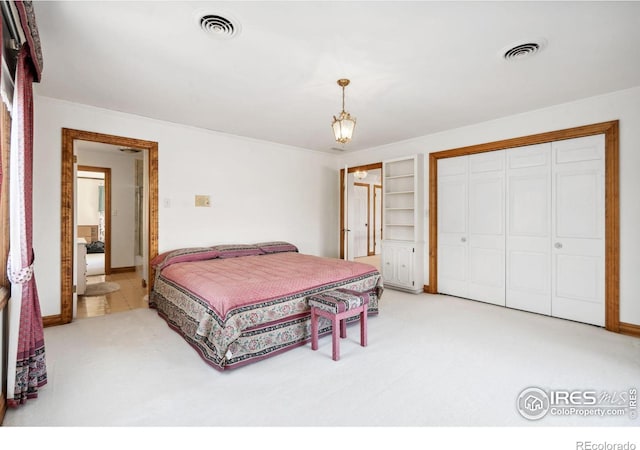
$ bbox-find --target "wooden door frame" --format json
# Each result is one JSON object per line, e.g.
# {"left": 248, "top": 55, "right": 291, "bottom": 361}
{"left": 46, "top": 128, "right": 158, "bottom": 327}
{"left": 339, "top": 162, "right": 382, "bottom": 259}
{"left": 77, "top": 165, "right": 112, "bottom": 275}
{"left": 428, "top": 120, "right": 623, "bottom": 333}
{"left": 373, "top": 184, "right": 382, "bottom": 255}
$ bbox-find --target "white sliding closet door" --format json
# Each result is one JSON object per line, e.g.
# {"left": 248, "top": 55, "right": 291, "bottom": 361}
{"left": 506, "top": 143, "right": 552, "bottom": 315}
{"left": 437, "top": 135, "right": 604, "bottom": 327}
{"left": 437, "top": 152, "right": 505, "bottom": 305}
{"left": 551, "top": 135, "right": 605, "bottom": 326}
{"left": 467, "top": 151, "right": 506, "bottom": 305}
{"left": 437, "top": 156, "right": 468, "bottom": 298}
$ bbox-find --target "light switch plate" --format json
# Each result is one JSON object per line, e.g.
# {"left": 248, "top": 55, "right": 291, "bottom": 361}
{"left": 195, "top": 195, "right": 210, "bottom": 207}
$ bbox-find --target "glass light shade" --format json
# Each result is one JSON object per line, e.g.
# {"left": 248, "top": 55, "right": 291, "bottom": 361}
{"left": 332, "top": 111, "right": 356, "bottom": 144}
{"left": 354, "top": 170, "right": 367, "bottom": 180}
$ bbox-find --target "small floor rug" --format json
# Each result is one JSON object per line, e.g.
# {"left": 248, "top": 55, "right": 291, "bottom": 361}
{"left": 82, "top": 282, "right": 120, "bottom": 297}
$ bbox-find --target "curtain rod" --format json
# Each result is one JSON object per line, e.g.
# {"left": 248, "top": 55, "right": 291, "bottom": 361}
{"left": 1, "top": 1, "right": 25, "bottom": 50}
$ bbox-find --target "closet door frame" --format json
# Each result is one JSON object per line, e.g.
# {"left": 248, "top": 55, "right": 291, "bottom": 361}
{"left": 427, "top": 120, "right": 620, "bottom": 333}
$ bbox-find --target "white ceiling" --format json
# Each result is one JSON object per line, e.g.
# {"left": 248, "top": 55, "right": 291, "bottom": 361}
{"left": 33, "top": 1, "right": 640, "bottom": 152}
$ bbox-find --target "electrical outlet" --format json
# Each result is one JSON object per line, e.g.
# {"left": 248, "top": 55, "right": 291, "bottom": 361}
{"left": 195, "top": 195, "right": 210, "bottom": 207}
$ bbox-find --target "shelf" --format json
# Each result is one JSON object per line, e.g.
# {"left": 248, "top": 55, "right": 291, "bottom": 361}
{"left": 385, "top": 174, "right": 414, "bottom": 180}
{"left": 382, "top": 155, "right": 424, "bottom": 291}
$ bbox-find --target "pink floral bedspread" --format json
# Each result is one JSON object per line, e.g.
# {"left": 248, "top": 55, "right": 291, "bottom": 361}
{"left": 160, "top": 252, "right": 377, "bottom": 319}
{"left": 150, "top": 252, "right": 382, "bottom": 370}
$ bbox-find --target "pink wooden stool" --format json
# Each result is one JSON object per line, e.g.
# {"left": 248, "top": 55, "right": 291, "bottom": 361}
{"left": 308, "top": 289, "right": 369, "bottom": 361}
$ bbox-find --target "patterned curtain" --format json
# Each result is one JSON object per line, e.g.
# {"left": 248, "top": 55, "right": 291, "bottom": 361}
{"left": 0, "top": 9, "right": 3, "bottom": 199}
{"left": 6, "top": 45, "right": 47, "bottom": 407}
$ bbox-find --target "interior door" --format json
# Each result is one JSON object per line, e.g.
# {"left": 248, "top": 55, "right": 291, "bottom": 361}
{"left": 551, "top": 135, "right": 605, "bottom": 326}
{"left": 374, "top": 185, "right": 382, "bottom": 254}
{"left": 72, "top": 151, "right": 79, "bottom": 319}
{"left": 467, "top": 151, "right": 506, "bottom": 306}
{"left": 506, "top": 143, "right": 552, "bottom": 315}
{"left": 342, "top": 166, "right": 350, "bottom": 260}
{"left": 437, "top": 155, "right": 468, "bottom": 298}
{"left": 351, "top": 183, "right": 369, "bottom": 258}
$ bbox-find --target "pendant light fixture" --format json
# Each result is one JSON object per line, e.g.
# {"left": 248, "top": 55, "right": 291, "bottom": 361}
{"left": 354, "top": 170, "right": 367, "bottom": 180}
{"left": 332, "top": 78, "right": 356, "bottom": 144}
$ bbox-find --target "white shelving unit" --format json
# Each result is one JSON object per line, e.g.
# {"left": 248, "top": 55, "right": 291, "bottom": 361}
{"left": 381, "top": 154, "right": 424, "bottom": 293}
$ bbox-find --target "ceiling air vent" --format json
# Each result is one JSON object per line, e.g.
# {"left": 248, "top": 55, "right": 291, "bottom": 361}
{"left": 199, "top": 14, "right": 239, "bottom": 39}
{"left": 503, "top": 40, "right": 545, "bottom": 61}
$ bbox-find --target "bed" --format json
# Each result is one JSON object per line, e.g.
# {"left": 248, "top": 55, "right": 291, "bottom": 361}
{"left": 78, "top": 224, "right": 98, "bottom": 243}
{"left": 149, "top": 242, "right": 383, "bottom": 370}
{"left": 86, "top": 253, "right": 105, "bottom": 276}
{"left": 78, "top": 224, "right": 105, "bottom": 275}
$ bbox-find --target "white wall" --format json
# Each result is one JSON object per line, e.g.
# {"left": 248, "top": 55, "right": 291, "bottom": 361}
{"left": 76, "top": 177, "right": 102, "bottom": 227}
{"left": 33, "top": 87, "right": 640, "bottom": 325}
{"left": 338, "top": 86, "right": 640, "bottom": 325}
{"left": 77, "top": 149, "right": 137, "bottom": 269}
{"left": 33, "top": 96, "right": 339, "bottom": 317}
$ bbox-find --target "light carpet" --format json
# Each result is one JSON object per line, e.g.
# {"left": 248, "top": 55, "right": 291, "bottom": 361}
{"left": 3, "top": 289, "right": 639, "bottom": 444}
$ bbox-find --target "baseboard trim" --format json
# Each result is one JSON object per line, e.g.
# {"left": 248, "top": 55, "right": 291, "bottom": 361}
{"left": 43, "top": 314, "right": 64, "bottom": 328}
{"left": 110, "top": 266, "right": 135, "bottom": 274}
{"left": 0, "top": 391, "right": 6, "bottom": 426}
{"left": 619, "top": 322, "right": 640, "bottom": 338}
